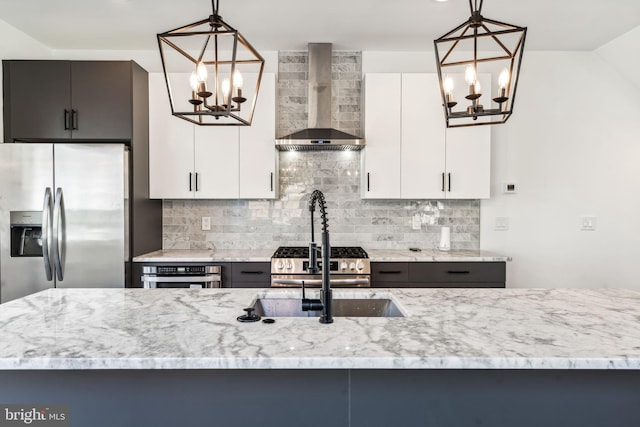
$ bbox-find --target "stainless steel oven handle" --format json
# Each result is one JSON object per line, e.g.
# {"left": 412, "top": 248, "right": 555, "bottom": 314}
{"left": 141, "top": 275, "right": 221, "bottom": 283}
{"left": 271, "top": 278, "right": 370, "bottom": 286}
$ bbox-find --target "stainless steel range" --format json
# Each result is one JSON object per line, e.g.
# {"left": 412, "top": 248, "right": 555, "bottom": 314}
{"left": 271, "top": 246, "right": 370, "bottom": 287}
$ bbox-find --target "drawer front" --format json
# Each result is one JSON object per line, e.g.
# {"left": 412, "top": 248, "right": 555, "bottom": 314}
{"left": 231, "top": 262, "right": 271, "bottom": 285}
{"left": 371, "top": 263, "right": 409, "bottom": 283}
{"left": 409, "top": 262, "right": 505, "bottom": 284}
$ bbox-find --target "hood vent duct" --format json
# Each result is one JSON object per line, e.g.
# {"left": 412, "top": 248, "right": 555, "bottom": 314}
{"left": 276, "top": 43, "right": 365, "bottom": 151}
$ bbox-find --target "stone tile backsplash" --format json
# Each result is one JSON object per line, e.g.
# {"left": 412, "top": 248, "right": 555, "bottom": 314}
{"left": 161, "top": 51, "right": 480, "bottom": 251}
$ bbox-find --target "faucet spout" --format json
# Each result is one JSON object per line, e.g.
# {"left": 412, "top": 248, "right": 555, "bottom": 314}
{"left": 304, "top": 190, "right": 333, "bottom": 324}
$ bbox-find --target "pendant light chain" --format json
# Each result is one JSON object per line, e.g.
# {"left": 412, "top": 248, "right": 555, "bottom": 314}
{"left": 212, "top": 0, "right": 219, "bottom": 15}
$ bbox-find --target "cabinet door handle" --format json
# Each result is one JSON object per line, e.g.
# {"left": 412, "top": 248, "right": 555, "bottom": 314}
{"left": 240, "top": 271, "right": 264, "bottom": 275}
{"left": 189, "top": 173, "right": 193, "bottom": 192}
{"left": 367, "top": 173, "right": 370, "bottom": 192}
{"left": 64, "top": 110, "right": 71, "bottom": 130}
{"left": 447, "top": 270, "right": 471, "bottom": 275}
{"left": 378, "top": 271, "right": 403, "bottom": 274}
{"left": 441, "top": 173, "right": 445, "bottom": 192}
{"left": 270, "top": 172, "right": 274, "bottom": 192}
{"left": 447, "top": 173, "right": 451, "bottom": 192}
{"left": 71, "top": 110, "right": 78, "bottom": 130}
{"left": 195, "top": 173, "right": 199, "bottom": 192}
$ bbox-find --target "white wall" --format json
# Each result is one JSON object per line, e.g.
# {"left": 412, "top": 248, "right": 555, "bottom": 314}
{"left": 481, "top": 50, "right": 640, "bottom": 289}
{"left": 0, "top": 19, "right": 52, "bottom": 140}
{"left": 596, "top": 26, "right": 640, "bottom": 91}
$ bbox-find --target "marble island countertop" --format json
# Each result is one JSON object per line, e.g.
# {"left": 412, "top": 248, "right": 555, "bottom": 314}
{"left": 133, "top": 249, "right": 510, "bottom": 263}
{"left": 1, "top": 287, "right": 639, "bottom": 370}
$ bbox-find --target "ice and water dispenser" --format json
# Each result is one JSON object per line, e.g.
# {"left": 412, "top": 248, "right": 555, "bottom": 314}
{"left": 9, "top": 211, "right": 43, "bottom": 257}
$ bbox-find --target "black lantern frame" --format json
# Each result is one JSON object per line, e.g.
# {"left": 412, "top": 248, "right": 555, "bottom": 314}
{"left": 157, "top": 0, "right": 265, "bottom": 126}
{"left": 434, "top": 0, "right": 527, "bottom": 128}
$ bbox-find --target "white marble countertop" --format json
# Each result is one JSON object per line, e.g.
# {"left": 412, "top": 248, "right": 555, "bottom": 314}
{"left": 367, "top": 249, "right": 510, "bottom": 262}
{"left": 1, "top": 287, "right": 639, "bottom": 370}
{"left": 133, "top": 249, "right": 274, "bottom": 262}
{"left": 133, "top": 249, "right": 510, "bottom": 263}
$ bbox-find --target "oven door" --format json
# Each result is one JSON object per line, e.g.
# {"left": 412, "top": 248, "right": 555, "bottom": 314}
{"left": 142, "top": 275, "right": 221, "bottom": 289}
{"left": 271, "top": 274, "right": 370, "bottom": 288}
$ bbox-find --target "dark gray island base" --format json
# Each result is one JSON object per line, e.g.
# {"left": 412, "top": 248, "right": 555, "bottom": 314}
{"left": 2, "top": 369, "right": 639, "bottom": 427}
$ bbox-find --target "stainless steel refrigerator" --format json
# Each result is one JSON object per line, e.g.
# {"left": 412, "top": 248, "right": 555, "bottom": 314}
{"left": 0, "top": 143, "right": 129, "bottom": 303}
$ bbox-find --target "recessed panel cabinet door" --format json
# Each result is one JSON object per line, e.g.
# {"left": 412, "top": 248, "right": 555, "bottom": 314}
{"left": 194, "top": 126, "right": 240, "bottom": 199}
{"left": 3, "top": 61, "right": 72, "bottom": 141}
{"left": 71, "top": 62, "right": 132, "bottom": 140}
{"left": 239, "top": 74, "right": 277, "bottom": 199}
{"left": 445, "top": 125, "right": 491, "bottom": 199}
{"left": 362, "top": 74, "right": 401, "bottom": 199}
{"left": 148, "top": 73, "right": 195, "bottom": 199}
{"left": 401, "top": 74, "right": 446, "bottom": 199}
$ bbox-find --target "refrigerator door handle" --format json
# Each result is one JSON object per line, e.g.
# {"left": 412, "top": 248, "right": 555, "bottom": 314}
{"left": 52, "top": 187, "right": 66, "bottom": 281}
{"left": 42, "top": 187, "right": 54, "bottom": 281}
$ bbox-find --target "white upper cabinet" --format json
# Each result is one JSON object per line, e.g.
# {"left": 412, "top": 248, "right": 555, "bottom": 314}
{"left": 239, "top": 73, "right": 278, "bottom": 199}
{"left": 149, "top": 73, "right": 277, "bottom": 200}
{"left": 361, "top": 73, "right": 402, "bottom": 199}
{"left": 362, "top": 73, "right": 491, "bottom": 200}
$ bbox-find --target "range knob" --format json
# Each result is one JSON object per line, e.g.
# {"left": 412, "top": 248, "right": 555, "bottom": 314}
{"left": 340, "top": 262, "right": 348, "bottom": 271}
{"left": 356, "top": 261, "right": 364, "bottom": 271}
{"left": 285, "top": 262, "right": 293, "bottom": 269}
{"left": 349, "top": 262, "right": 356, "bottom": 271}
{"left": 276, "top": 261, "right": 284, "bottom": 269}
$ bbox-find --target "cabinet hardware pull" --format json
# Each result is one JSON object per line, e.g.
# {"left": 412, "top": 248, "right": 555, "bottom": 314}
{"left": 447, "top": 270, "right": 470, "bottom": 275}
{"left": 195, "top": 173, "right": 199, "bottom": 192}
{"left": 367, "top": 173, "right": 370, "bottom": 192}
{"left": 270, "top": 172, "right": 274, "bottom": 192}
{"left": 379, "top": 271, "right": 402, "bottom": 274}
{"left": 441, "top": 173, "right": 445, "bottom": 192}
{"left": 189, "top": 173, "right": 193, "bottom": 192}
{"left": 447, "top": 173, "right": 451, "bottom": 192}
{"left": 240, "top": 271, "right": 264, "bottom": 275}
{"left": 64, "top": 110, "right": 71, "bottom": 130}
{"left": 71, "top": 110, "right": 78, "bottom": 130}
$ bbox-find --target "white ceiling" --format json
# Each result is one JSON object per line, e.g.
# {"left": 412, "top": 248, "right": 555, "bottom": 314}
{"left": 0, "top": 0, "right": 638, "bottom": 52}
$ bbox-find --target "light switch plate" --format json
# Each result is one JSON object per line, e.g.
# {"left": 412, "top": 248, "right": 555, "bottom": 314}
{"left": 581, "top": 216, "right": 597, "bottom": 231}
{"left": 412, "top": 214, "right": 421, "bottom": 230}
{"left": 201, "top": 216, "right": 211, "bottom": 231}
{"left": 495, "top": 217, "right": 509, "bottom": 231}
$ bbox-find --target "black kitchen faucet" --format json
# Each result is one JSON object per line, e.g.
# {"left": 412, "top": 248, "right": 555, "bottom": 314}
{"left": 301, "top": 189, "right": 333, "bottom": 324}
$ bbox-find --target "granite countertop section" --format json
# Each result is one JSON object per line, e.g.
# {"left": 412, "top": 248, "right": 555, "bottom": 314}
{"left": 367, "top": 249, "right": 511, "bottom": 262}
{"left": 1, "top": 288, "right": 640, "bottom": 370}
{"left": 133, "top": 249, "right": 273, "bottom": 262}
{"left": 134, "top": 249, "right": 510, "bottom": 263}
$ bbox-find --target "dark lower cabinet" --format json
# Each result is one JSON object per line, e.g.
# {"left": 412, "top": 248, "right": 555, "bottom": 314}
{"left": 3, "top": 60, "right": 135, "bottom": 142}
{"left": 1, "top": 369, "right": 638, "bottom": 427}
{"left": 230, "top": 262, "right": 271, "bottom": 288}
{"left": 372, "top": 261, "right": 506, "bottom": 288}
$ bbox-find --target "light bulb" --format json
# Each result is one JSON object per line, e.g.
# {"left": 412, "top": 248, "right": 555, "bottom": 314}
{"left": 189, "top": 72, "right": 199, "bottom": 91}
{"left": 221, "top": 78, "right": 230, "bottom": 102}
{"left": 474, "top": 80, "right": 481, "bottom": 94}
{"left": 465, "top": 65, "right": 477, "bottom": 85}
{"left": 498, "top": 68, "right": 510, "bottom": 90}
{"left": 233, "top": 69, "right": 243, "bottom": 89}
{"left": 196, "top": 62, "right": 208, "bottom": 82}
{"left": 443, "top": 76, "right": 454, "bottom": 96}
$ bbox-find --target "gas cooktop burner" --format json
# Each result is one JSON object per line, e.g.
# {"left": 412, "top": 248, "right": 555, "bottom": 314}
{"left": 272, "top": 246, "right": 368, "bottom": 259}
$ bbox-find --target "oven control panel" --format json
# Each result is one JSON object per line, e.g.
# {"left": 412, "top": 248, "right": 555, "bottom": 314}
{"left": 271, "top": 258, "right": 370, "bottom": 275}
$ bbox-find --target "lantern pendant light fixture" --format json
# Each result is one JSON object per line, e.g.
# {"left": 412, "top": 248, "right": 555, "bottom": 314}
{"left": 157, "top": 0, "right": 265, "bottom": 125}
{"left": 434, "top": 0, "right": 527, "bottom": 128}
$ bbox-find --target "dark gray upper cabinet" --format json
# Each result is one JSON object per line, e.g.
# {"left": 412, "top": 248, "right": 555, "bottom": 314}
{"left": 3, "top": 60, "right": 133, "bottom": 142}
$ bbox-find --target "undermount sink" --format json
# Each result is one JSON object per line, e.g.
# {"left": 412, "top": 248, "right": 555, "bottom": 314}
{"left": 251, "top": 296, "right": 405, "bottom": 318}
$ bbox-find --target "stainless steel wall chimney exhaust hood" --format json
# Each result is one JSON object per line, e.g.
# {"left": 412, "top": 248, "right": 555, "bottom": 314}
{"left": 276, "top": 43, "right": 365, "bottom": 151}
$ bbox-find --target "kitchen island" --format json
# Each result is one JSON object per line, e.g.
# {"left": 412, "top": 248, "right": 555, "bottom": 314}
{"left": 1, "top": 288, "right": 639, "bottom": 426}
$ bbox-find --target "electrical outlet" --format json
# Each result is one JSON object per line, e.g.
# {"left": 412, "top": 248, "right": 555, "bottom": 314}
{"left": 201, "top": 216, "right": 211, "bottom": 231}
{"left": 412, "top": 214, "right": 421, "bottom": 230}
{"left": 581, "top": 216, "right": 597, "bottom": 231}
{"left": 495, "top": 217, "right": 509, "bottom": 231}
